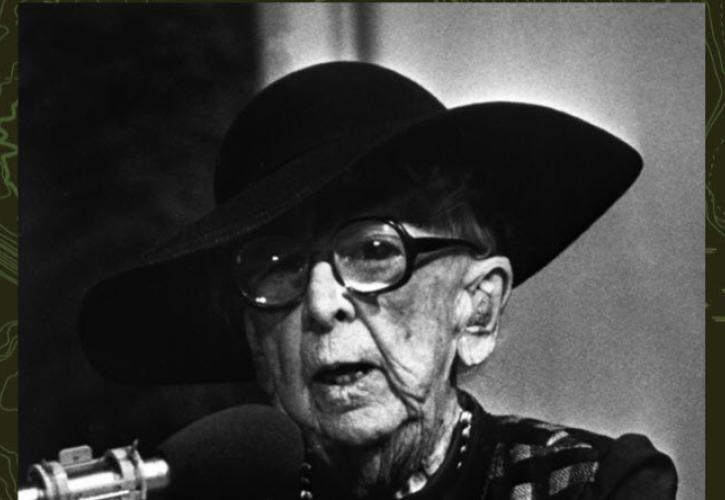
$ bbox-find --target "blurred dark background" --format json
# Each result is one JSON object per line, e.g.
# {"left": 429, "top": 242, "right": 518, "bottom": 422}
{"left": 19, "top": 4, "right": 265, "bottom": 470}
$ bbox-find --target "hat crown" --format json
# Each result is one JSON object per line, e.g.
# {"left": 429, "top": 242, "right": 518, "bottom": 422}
{"left": 214, "top": 62, "right": 445, "bottom": 203}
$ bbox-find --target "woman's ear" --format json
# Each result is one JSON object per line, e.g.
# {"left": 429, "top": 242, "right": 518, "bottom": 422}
{"left": 244, "top": 313, "right": 275, "bottom": 395}
{"left": 456, "top": 256, "right": 513, "bottom": 367}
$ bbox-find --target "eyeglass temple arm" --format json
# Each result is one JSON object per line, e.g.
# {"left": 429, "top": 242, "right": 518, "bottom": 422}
{"left": 412, "top": 237, "right": 489, "bottom": 257}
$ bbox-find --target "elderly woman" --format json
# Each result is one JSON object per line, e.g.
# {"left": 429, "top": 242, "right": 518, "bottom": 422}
{"left": 80, "top": 62, "right": 677, "bottom": 499}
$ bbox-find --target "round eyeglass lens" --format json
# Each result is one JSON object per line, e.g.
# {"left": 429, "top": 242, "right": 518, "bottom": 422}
{"left": 233, "top": 237, "right": 309, "bottom": 306}
{"left": 333, "top": 220, "right": 407, "bottom": 293}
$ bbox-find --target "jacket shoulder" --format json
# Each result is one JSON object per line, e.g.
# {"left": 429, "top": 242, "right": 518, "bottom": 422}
{"left": 482, "top": 415, "right": 677, "bottom": 500}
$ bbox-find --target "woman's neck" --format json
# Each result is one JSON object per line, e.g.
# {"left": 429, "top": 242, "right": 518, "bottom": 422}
{"left": 306, "top": 390, "right": 463, "bottom": 499}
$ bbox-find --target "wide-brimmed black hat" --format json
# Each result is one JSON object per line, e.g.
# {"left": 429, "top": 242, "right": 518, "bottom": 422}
{"left": 79, "top": 61, "right": 642, "bottom": 384}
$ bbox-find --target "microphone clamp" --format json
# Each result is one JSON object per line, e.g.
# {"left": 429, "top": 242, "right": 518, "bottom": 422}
{"left": 19, "top": 442, "right": 169, "bottom": 500}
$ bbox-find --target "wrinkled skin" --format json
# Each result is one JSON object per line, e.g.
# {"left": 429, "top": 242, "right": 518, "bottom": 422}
{"left": 245, "top": 222, "right": 511, "bottom": 498}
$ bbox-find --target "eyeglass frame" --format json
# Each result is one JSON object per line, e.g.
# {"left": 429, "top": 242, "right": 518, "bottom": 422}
{"left": 235, "top": 216, "right": 491, "bottom": 310}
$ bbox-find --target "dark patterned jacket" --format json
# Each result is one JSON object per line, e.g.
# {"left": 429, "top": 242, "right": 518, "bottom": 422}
{"left": 302, "top": 392, "right": 677, "bottom": 500}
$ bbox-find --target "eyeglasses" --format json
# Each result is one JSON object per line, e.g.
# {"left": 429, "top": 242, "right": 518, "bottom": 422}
{"left": 232, "top": 217, "right": 489, "bottom": 309}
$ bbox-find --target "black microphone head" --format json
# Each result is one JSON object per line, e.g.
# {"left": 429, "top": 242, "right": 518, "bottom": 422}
{"left": 158, "top": 405, "right": 304, "bottom": 499}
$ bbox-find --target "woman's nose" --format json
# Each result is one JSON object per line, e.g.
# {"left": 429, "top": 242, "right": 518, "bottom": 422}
{"left": 304, "top": 261, "right": 356, "bottom": 332}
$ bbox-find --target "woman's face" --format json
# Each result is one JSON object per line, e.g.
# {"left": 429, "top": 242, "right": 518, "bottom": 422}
{"left": 244, "top": 222, "right": 471, "bottom": 447}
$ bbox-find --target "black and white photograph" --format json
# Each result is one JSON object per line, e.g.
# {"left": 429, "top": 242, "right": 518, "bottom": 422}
{"left": 19, "top": 4, "right": 703, "bottom": 500}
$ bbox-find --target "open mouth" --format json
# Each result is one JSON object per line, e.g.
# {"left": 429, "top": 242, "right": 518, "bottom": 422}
{"left": 313, "top": 362, "right": 376, "bottom": 386}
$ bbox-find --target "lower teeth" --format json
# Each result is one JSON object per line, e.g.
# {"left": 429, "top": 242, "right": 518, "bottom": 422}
{"left": 327, "top": 370, "right": 365, "bottom": 385}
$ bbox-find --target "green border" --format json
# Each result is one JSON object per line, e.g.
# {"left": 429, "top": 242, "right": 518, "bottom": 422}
{"left": 2, "top": 1, "right": 716, "bottom": 498}
{"left": 706, "top": 1, "right": 724, "bottom": 499}
{"left": 0, "top": 0, "right": 17, "bottom": 496}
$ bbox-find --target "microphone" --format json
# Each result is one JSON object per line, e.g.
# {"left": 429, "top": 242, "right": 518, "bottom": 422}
{"left": 19, "top": 405, "right": 304, "bottom": 500}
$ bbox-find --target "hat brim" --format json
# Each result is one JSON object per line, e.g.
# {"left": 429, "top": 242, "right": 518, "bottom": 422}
{"left": 80, "top": 102, "right": 642, "bottom": 384}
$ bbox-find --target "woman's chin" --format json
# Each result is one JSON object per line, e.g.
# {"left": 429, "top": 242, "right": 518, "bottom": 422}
{"left": 316, "top": 403, "right": 407, "bottom": 447}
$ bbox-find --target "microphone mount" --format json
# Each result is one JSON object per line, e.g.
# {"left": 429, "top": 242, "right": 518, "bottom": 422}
{"left": 19, "top": 442, "right": 169, "bottom": 500}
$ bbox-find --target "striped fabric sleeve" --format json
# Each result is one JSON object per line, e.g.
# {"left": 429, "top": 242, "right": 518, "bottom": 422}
{"left": 578, "top": 434, "right": 677, "bottom": 500}
{"left": 483, "top": 416, "right": 677, "bottom": 500}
